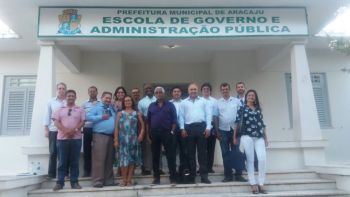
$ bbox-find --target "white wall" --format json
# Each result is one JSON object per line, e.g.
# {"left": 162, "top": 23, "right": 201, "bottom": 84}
{"left": 307, "top": 50, "right": 350, "bottom": 163}
{"left": 56, "top": 51, "right": 124, "bottom": 104}
{"left": 210, "top": 49, "right": 350, "bottom": 163}
{"left": 124, "top": 62, "right": 210, "bottom": 93}
{"left": 0, "top": 52, "right": 38, "bottom": 175}
{"left": 210, "top": 51, "right": 294, "bottom": 142}
{"left": 0, "top": 51, "right": 124, "bottom": 175}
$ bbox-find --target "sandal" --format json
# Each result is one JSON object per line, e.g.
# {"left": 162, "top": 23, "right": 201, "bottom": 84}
{"left": 120, "top": 181, "right": 127, "bottom": 187}
{"left": 258, "top": 185, "right": 268, "bottom": 194}
{"left": 251, "top": 185, "right": 259, "bottom": 194}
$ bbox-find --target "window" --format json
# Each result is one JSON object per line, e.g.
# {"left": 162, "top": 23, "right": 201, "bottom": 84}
{"left": 1, "top": 76, "right": 36, "bottom": 135}
{"left": 285, "top": 73, "right": 332, "bottom": 129}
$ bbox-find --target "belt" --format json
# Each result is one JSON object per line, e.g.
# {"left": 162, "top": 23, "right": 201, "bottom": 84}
{"left": 95, "top": 132, "right": 114, "bottom": 137}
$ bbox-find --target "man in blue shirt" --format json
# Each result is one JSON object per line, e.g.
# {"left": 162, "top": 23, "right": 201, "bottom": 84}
{"left": 179, "top": 83, "right": 212, "bottom": 184}
{"left": 87, "top": 91, "right": 117, "bottom": 188}
{"left": 147, "top": 86, "right": 177, "bottom": 184}
{"left": 81, "top": 86, "right": 100, "bottom": 177}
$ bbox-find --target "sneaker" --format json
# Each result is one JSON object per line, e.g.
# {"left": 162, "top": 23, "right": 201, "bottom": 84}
{"left": 71, "top": 182, "right": 82, "bottom": 189}
{"left": 53, "top": 184, "right": 63, "bottom": 191}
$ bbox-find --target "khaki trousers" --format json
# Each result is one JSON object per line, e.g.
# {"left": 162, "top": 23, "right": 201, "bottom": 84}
{"left": 92, "top": 133, "right": 115, "bottom": 186}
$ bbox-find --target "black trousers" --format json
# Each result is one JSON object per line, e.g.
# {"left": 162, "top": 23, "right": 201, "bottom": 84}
{"left": 206, "top": 131, "right": 216, "bottom": 171}
{"left": 185, "top": 122, "right": 208, "bottom": 180}
{"left": 151, "top": 130, "right": 177, "bottom": 181}
{"left": 48, "top": 131, "right": 58, "bottom": 178}
{"left": 177, "top": 130, "right": 189, "bottom": 175}
{"left": 83, "top": 127, "right": 93, "bottom": 176}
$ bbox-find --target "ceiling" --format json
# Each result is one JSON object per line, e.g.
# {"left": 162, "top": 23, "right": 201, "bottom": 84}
{"left": 0, "top": 0, "right": 349, "bottom": 63}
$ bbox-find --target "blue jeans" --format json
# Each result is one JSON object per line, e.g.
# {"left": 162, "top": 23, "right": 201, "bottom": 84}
{"left": 57, "top": 139, "right": 82, "bottom": 186}
{"left": 219, "top": 130, "right": 243, "bottom": 179}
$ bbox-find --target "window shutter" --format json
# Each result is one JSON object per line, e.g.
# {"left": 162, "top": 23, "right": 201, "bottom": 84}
{"left": 311, "top": 73, "right": 332, "bottom": 128}
{"left": 285, "top": 73, "right": 332, "bottom": 129}
{"left": 25, "top": 90, "right": 35, "bottom": 133}
{"left": 1, "top": 76, "right": 36, "bottom": 136}
{"left": 3, "top": 90, "right": 26, "bottom": 134}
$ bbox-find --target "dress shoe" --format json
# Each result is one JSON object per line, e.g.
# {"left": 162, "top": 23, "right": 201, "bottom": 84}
{"left": 71, "top": 182, "right": 82, "bottom": 189}
{"left": 222, "top": 177, "right": 233, "bottom": 182}
{"left": 208, "top": 169, "right": 215, "bottom": 173}
{"left": 159, "top": 169, "right": 165, "bottom": 175}
{"left": 142, "top": 170, "right": 151, "bottom": 176}
{"left": 152, "top": 178, "right": 160, "bottom": 185}
{"left": 104, "top": 182, "right": 119, "bottom": 187}
{"left": 93, "top": 183, "right": 103, "bottom": 188}
{"left": 235, "top": 175, "right": 247, "bottom": 182}
{"left": 53, "top": 184, "right": 63, "bottom": 191}
{"left": 201, "top": 178, "right": 211, "bottom": 184}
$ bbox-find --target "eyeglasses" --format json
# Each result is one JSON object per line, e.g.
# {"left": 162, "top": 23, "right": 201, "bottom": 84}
{"left": 68, "top": 109, "right": 72, "bottom": 116}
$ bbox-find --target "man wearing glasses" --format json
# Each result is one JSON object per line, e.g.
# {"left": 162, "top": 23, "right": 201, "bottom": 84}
{"left": 52, "top": 90, "right": 85, "bottom": 191}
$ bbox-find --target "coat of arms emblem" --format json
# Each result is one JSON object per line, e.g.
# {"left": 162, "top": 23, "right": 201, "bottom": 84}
{"left": 58, "top": 9, "right": 82, "bottom": 35}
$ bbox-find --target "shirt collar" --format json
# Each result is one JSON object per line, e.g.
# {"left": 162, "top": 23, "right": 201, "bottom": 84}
{"left": 186, "top": 96, "right": 200, "bottom": 101}
{"left": 220, "top": 96, "right": 233, "bottom": 101}
{"left": 87, "top": 98, "right": 99, "bottom": 103}
{"left": 55, "top": 96, "right": 65, "bottom": 101}
{"left": 170, "top": 99, "right": 182, "bottom": 103}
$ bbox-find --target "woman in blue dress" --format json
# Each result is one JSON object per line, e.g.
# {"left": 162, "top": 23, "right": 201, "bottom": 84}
{"left": 114, "top": 95, "right": 144, "bottom": 186}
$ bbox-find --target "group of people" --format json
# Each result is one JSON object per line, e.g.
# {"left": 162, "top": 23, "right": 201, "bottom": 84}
{"left": 44, "top": 81, "right": 268, "bottom": 194}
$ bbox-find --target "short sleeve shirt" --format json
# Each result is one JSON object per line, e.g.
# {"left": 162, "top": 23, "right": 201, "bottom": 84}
{"left": 52, "top": 105, "right": 86, "bottom": 140}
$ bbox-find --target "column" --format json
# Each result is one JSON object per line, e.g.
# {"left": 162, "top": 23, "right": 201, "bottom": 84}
{"left": 22, "top": 41, "right": 56, "bottom": 174}
{"left": 290, "top": 42, "right": 326, "bottom": 166}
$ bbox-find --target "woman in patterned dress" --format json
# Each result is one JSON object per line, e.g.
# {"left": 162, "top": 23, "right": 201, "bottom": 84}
{"left": 233, "top": 89, "right": 268, "bottom": 194}
{"left": 114, "top": 95, "right": 144, "bottom": 186}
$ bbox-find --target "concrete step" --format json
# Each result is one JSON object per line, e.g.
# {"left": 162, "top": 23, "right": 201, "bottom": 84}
{"left": 29, "top": 179, "right": 340, "bottom": 197}
{"left": 40, "top": 170, "right": 319, "bottom": 189}
{"left": 145, "top": 190, "right": 350, "bottom": 197}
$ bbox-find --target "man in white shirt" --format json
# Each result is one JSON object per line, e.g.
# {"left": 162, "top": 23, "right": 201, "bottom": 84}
{"left": 138, "top": 83, "right": 156, "bottom": 175}
{"left": 44, "top": 82, "right": 67, "bottom": 179}
{"left": 170, "top": 86, "right": 189, "bottom": 183}
{"left": 215, "top": 82, "right": 247, "bottom": 182}
{"left": 201, "top": 83, "right": 218, "bottom": 174}
{"left": 179, "top": 83, "right": 212, "bottom": 184}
